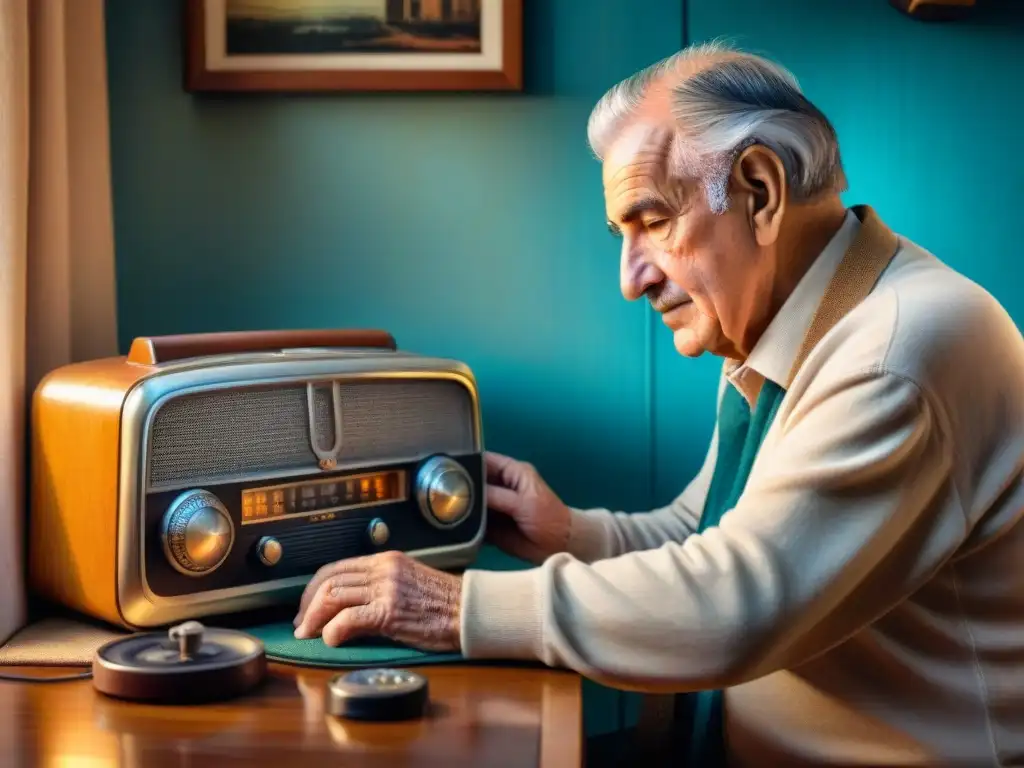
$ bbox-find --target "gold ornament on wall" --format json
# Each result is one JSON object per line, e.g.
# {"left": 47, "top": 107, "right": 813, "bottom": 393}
{"left": 890, "top": 0, "right": 977, "bottom": 21}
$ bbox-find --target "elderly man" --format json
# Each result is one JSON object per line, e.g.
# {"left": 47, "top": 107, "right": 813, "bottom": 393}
{"left": 293, "top": 42, "right": 1024, "bottom": 767}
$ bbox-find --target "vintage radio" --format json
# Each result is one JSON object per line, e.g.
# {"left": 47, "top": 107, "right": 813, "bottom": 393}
{"left": 28, "top": 330, "right": 485, "bottom": 630}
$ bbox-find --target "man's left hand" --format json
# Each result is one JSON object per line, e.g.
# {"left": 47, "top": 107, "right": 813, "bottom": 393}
{"left": 292, "top": 551, "right": 463, "bottom": 652}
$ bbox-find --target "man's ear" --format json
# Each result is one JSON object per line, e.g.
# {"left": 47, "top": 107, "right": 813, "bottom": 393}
{"left": 730, "top": 144, "right": 787, "bottom": 247}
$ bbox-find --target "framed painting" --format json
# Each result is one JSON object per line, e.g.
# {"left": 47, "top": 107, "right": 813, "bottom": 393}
{"left": 184, "top": 0, "right": 522, "bottom": 92}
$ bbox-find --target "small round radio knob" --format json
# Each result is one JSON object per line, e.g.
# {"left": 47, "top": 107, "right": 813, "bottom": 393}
{"left": 161, "top": 490, "right": 234, "bottom": 577}
{"left": 415, "top": 456, "right": 474, "bottom": 529}
{"left": 368, "top": 518, "right": 390, "bottom": 547}
{"left": 256, "top": 536, "right": 283, "bottom": 567}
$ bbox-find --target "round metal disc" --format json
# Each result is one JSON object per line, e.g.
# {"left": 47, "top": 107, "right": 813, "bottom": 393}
{"left": 92, "top": 622, "right": 267, "bottom": 704}
{"left": 326, "top": 668, "right": 429, "bottom": 721}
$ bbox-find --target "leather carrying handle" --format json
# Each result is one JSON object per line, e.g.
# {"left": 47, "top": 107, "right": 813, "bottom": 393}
{"left": 127, "top": 329, "right": 397, "bottom": 365}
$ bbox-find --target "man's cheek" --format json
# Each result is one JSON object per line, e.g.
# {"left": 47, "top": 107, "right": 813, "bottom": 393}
{"left": 660, "top": 253, "right": 698, "bottom": 297}
{"left": 689, "top": 290, "right": 717, "bottom": 321}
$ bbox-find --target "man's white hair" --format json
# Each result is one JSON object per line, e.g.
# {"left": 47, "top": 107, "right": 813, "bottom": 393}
{"left": 587, "top": 40, "right": 847, "bottom": 213}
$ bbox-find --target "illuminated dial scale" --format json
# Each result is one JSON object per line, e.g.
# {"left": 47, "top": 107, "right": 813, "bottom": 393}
{"left": 241, "top": 470, "right": 403, "bottom": 524}
{"left": 159, "top": 455, "right": 474, "bottom": 577}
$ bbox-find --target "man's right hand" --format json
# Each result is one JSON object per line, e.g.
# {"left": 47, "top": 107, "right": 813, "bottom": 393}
{"left": 484, "top": 451, "right": 572, "bottom": 564}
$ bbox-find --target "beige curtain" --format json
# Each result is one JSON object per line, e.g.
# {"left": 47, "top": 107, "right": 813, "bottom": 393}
{"left": 0, "top": 0, "right": 118, "bottom": 646}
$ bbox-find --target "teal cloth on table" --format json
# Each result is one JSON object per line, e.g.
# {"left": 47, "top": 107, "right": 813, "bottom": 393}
{"left": 682, "top": 378, "right": 787, "bottom": 767}
{"left": 249, "top": 622, "right": 465, "bottom": 667}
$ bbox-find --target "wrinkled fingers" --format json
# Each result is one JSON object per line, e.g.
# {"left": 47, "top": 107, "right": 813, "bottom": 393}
{"left": 321, "top": 603, "right": 387, "bottom": 647}
{"left": 294, "top": 575, "right": 372, "bottom": 639}
{"left": 294, "top": 559, "right": 371, "bottom": 626}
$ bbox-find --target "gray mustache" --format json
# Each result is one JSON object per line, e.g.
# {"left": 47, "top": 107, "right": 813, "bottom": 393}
{"left": 648, "top": 294, "right": 691, "bottom": 313}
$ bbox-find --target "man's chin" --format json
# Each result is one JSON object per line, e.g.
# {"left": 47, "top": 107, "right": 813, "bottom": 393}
{"left": 672, "top": 329, "right": 706, "bottom": 358}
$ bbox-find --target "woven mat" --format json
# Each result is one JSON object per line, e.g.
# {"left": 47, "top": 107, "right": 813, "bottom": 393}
{"left": 0, "top": 617, "right": 125, "bottom": 666}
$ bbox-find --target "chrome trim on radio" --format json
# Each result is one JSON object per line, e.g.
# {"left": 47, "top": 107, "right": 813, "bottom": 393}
{"left": 115, "top": 353, "right": 486, "bottom": 629}
{"left": 306, "top": 380, "right": 343, "bottom": 464}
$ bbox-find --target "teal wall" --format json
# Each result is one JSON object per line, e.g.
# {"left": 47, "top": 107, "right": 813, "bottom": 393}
{"left": 105, "top": 0, "right": 1023, "bottom": 743}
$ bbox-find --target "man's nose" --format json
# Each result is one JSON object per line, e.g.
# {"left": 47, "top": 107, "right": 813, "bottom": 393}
{"left": 620, "top": 240, "right": 662, "bottom": 301}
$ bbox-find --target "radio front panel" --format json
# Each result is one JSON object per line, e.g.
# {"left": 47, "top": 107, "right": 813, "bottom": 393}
{"left": 114, "top": 356, "right": 486, "bottom": 628}
{"left": 142, "top": 453, "right": 484, "bottom": 598}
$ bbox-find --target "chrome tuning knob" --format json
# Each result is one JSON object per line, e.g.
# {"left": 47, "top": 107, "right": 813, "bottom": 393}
{"left": 415, "top": 456, "right": 474, "bottom": 529}
{"left": 160, "top": 489, "right": 235, "bottom": 577}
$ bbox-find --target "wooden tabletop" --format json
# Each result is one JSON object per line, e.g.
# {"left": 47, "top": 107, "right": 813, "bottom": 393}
{"left": 0, "top": 662, "right": 583, "bottom": 767}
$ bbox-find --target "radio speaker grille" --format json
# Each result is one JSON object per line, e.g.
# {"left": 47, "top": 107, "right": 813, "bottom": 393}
{"left": 146, "top": 378, "right": 475, "bottom": 488}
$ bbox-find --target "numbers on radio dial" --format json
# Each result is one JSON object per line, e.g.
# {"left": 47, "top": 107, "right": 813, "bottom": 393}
{"left": 160, "top": 489, "right": 235, "bottom": 577}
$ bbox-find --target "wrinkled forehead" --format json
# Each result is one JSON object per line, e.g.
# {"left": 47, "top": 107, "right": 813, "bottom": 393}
{"left": 600, "top": 122, "right": 677, "bottom": 191}
{"left": 601, "top": 121, "right": 704, "bottom": 223}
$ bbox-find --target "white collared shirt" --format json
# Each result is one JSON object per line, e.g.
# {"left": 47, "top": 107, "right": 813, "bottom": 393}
{"left": 460, "top": 210, "right": 1024, "bottom": 767}
{"left": 726, "top": 209, "right": 861, "bottom": 406}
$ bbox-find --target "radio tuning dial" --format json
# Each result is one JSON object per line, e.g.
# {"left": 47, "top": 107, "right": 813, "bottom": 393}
{"left": 161, "top": 490, "right": 235, "bottom": 577}
{"left": 415, "top": 456, "right": 474, "bottom": 529}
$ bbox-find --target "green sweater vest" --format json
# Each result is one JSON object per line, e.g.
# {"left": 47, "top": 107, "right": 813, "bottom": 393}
{"left": 685, "top": 377, "right": 787, "bottom": 766}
